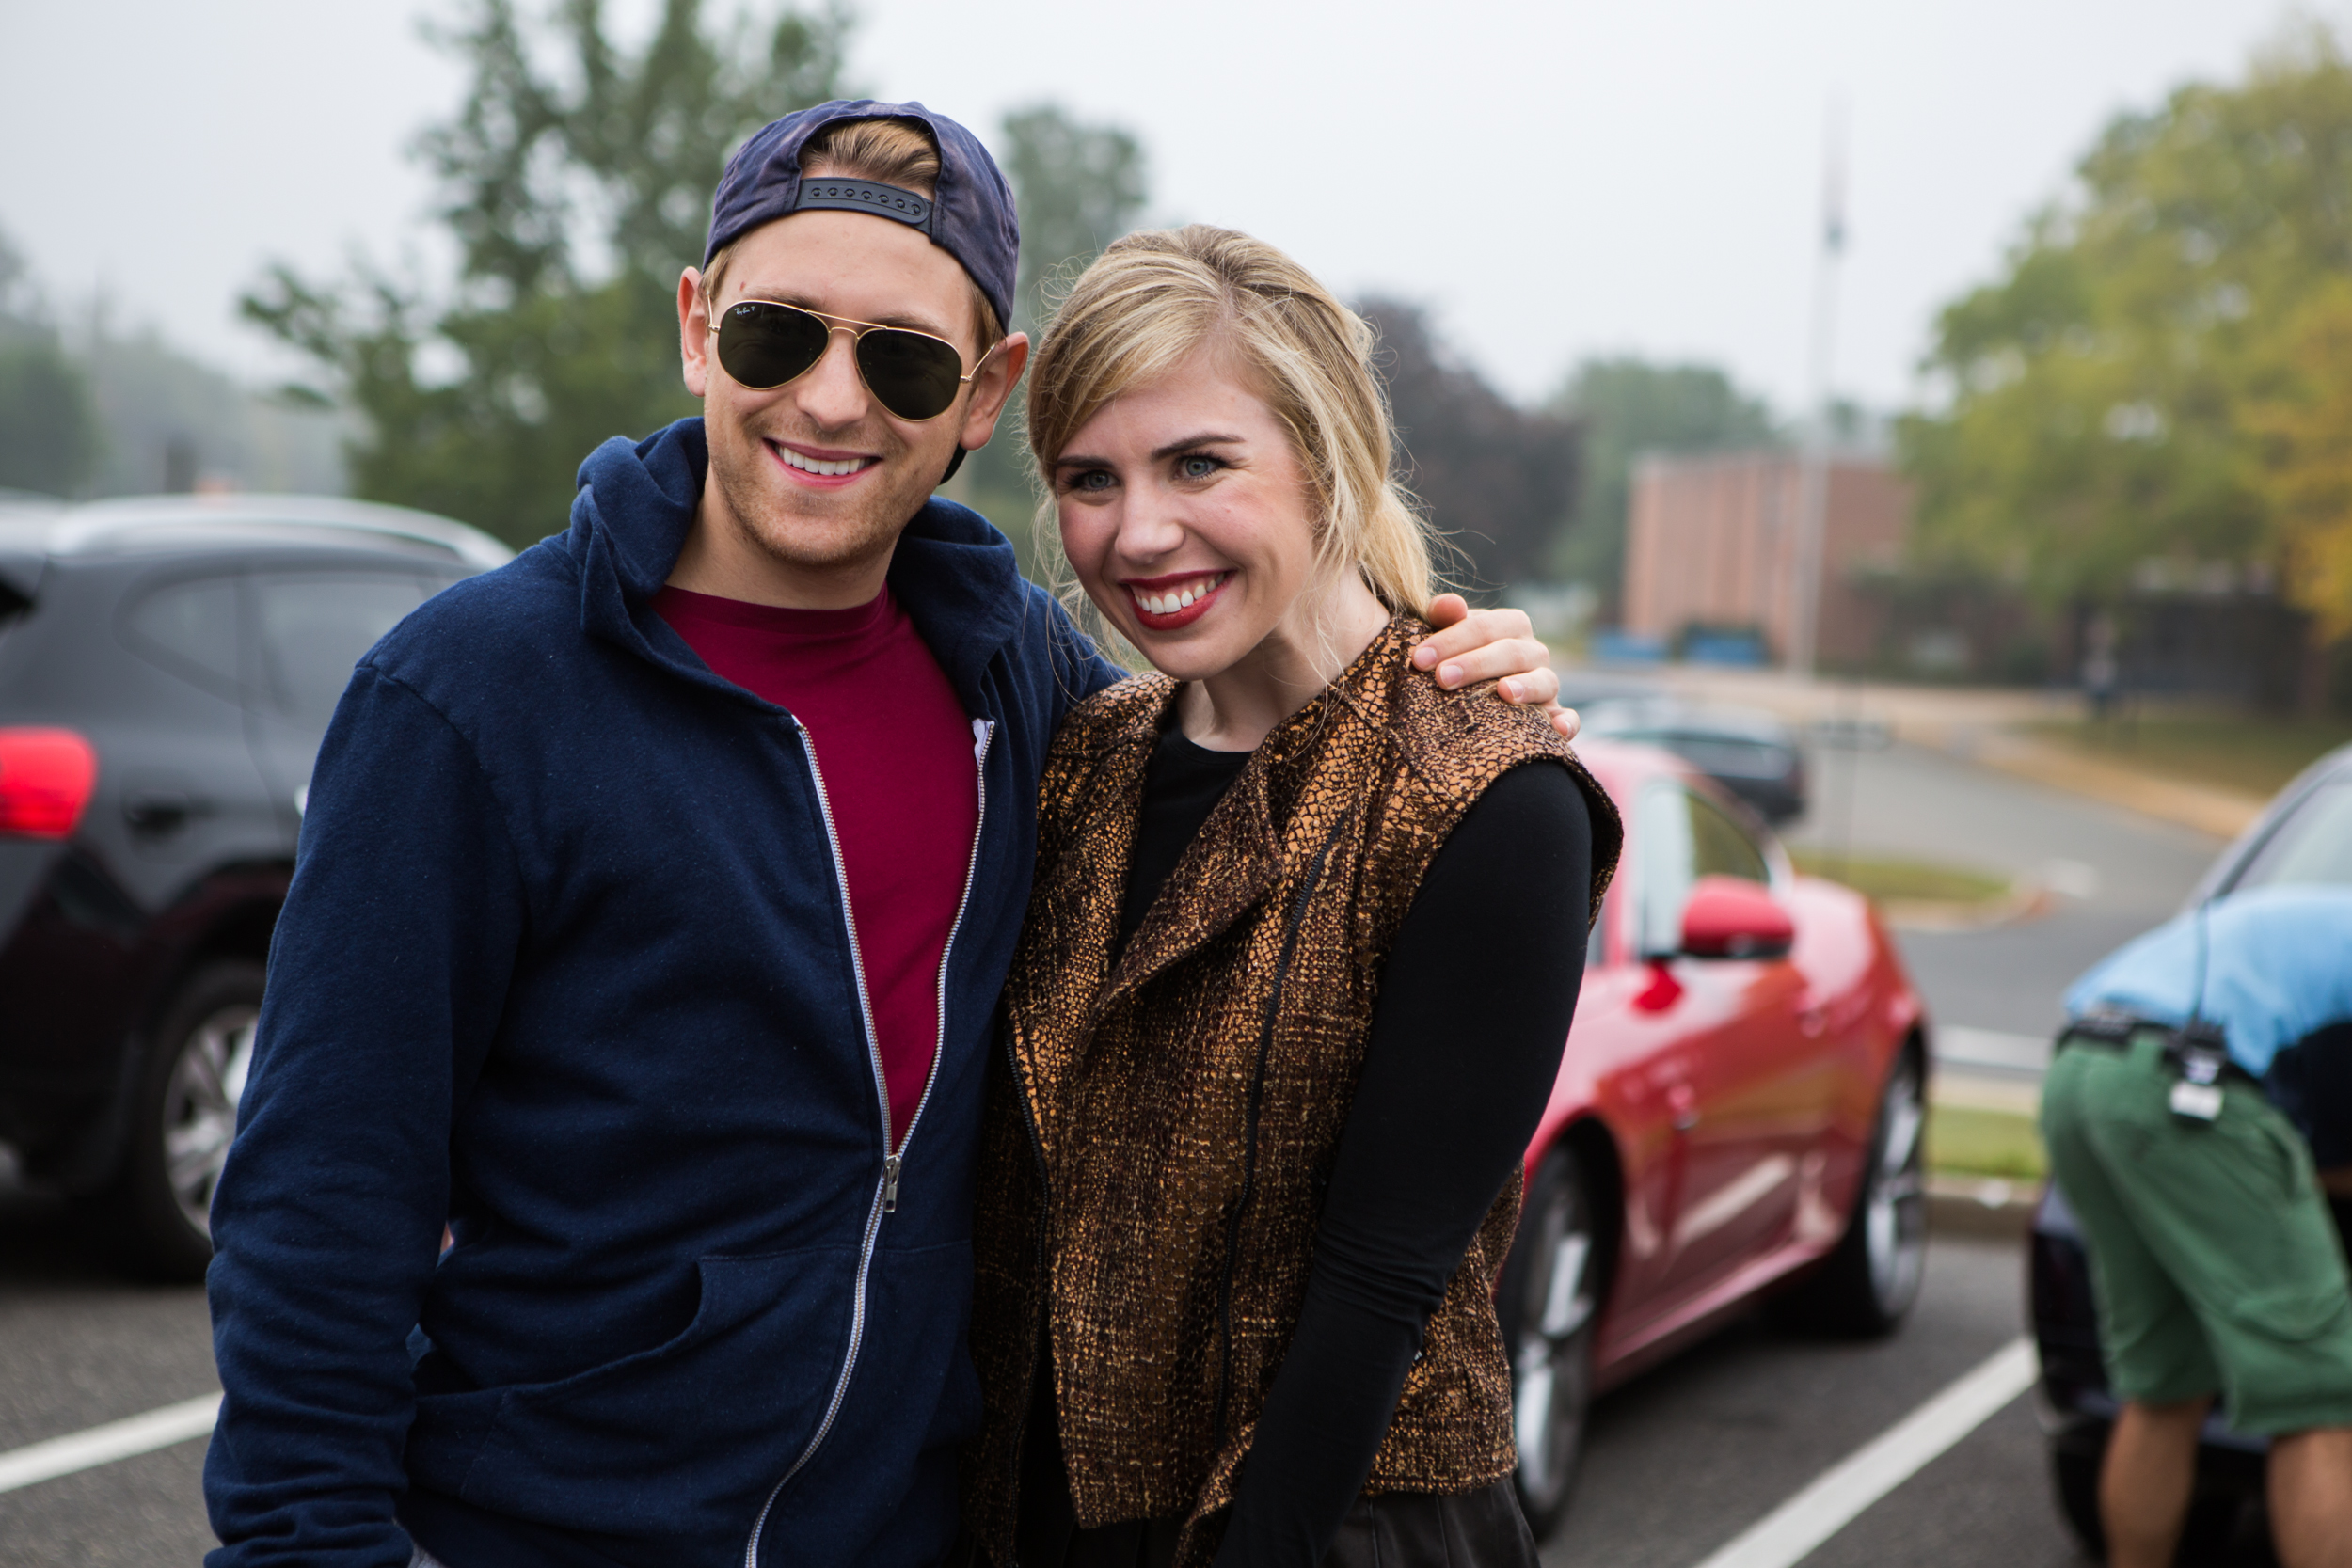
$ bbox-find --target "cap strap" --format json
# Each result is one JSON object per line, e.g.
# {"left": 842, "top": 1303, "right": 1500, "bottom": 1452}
{"left": 793, "top": 178, "right": 934, "bottom": 233}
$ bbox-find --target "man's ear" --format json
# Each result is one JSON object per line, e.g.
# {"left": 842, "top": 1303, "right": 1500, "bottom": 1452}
{"left": 678, "top": 267, "right": 712, "bottom": 401}
{"left": 957, "top": 331, "right": 1030, "bottom": 453}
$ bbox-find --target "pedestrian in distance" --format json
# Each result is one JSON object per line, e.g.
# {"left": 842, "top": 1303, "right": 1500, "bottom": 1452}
{"left": 961, "top": 226, "right": 1624, "bottom": 1568}
{"left": 2042, "top": 886, "right": 2352, "bottom": 1568}
{"left": 200, "top": 102, "right": 1575, "bottom": 1568}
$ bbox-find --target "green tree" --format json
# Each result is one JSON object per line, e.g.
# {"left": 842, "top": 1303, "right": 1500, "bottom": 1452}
{"left": 246, "top": 0, "right": 850, "bottom": 546}
{"left": 1900, "top": 22, "right": 2352, "bottom": 693}
{"left": 998, "top": 104, "right": 1148, "bottom": 335}
{"left": 955, "top": 104, "right": 1149, "bottom": 564}
{"left": 1548, "top": 357, "right": 1779, "bottom": 610}
{"left": 1363, "top": 299, "right": 1580, "bottom": 594}
{"left": 0, "top": 229, "right": 100, "bottom": 499}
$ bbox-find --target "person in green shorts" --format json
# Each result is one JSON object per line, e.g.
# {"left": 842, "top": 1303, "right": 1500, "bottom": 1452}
{"left": 2042, "top": 885, "right": 2352, "bottom": 1568}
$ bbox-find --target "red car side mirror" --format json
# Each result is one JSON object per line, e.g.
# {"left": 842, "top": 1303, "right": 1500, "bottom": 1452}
{"left": 1680, "top": 876, "right": 1795, "bottom": 960}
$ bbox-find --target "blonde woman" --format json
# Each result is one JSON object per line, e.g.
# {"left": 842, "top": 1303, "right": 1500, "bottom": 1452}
{"left": 964, "top": 228, "right": 1623, "bottom": 1568}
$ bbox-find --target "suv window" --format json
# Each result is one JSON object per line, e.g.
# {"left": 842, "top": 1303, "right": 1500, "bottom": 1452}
{"left": 1690, "top": 792, "right": 1772, "bottom": 884}
{"left": 253, "top": 573, "right": 431, "bottom": 722}
{"left": 2234, "top": 782, "right": 2352, "bottom": 892}
{"left": 125, "top": 574, "right": 245, "bottom": 699}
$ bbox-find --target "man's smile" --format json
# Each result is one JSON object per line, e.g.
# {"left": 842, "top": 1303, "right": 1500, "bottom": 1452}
{"left": 768, "top": 437, "right": 882, "bottom": 487}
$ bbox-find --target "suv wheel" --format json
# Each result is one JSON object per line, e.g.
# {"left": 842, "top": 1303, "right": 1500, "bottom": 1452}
{"left": 1776, "top": 1049, "right": 1927, "bottom": 1336}
{"left": 1497, "top": 1144, "right": 1602, "bottom": 1538}
{"left": 104, "top": 959, "right": 263, "bottom": 1280}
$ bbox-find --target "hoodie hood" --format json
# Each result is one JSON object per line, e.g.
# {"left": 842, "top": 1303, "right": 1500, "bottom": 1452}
{"left": 564, "top": 417, "right": 1026, "bottom": 707}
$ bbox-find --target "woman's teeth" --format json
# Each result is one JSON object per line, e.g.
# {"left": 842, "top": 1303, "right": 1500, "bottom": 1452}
{"left": 778, "top": 446, "right": 867, "bottom": 477}
{"left": 1135, "top": 574, "right": 1229, "bottom": 616}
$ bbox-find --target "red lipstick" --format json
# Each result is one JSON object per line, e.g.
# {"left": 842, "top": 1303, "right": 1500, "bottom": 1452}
{"left": 1123, "top": 570, "right": 1232, "bottom": 632}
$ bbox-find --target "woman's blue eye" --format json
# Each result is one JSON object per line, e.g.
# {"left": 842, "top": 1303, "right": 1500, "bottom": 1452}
{"left": 1069, "top": 469, "right": 1114, "bottom": 492}
{"left": 1178, "top": 455, "right": 1219, "bottom": 480}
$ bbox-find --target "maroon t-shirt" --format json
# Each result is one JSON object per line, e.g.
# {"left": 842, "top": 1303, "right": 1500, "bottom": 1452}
{"left": 654, "top": 584, "right": 978, "bottom": 1149}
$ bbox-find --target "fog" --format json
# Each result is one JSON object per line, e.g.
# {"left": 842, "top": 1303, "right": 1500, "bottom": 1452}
{"left": 0, "top": 0, "right": 2312, "bottom": 410}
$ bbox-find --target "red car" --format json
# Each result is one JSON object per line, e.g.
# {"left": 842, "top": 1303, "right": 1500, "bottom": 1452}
{"left": 1500, "top": 739, "right": 1931, "bottom": 1535}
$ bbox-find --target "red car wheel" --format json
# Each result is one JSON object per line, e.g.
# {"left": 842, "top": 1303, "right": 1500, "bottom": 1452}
{"left": 1499, "top": 1144, "right": 1602, "bottom": 1536}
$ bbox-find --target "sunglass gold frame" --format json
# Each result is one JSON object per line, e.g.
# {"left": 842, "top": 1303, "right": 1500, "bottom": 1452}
{"left": 706, "top": 297, "right": 999, "bottom": 421}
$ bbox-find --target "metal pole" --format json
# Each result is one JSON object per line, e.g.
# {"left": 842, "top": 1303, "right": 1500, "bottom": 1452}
{"left": 1788, "top": 100, "right": 1847, "bottom": 680}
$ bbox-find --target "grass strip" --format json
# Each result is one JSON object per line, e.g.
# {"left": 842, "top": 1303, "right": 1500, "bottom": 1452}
{"left": 1790, "top": 849, "right": 2010, "bottom": 906}
{"left": 1928, "top": 1103, "right": 2046, "bottom": 1181}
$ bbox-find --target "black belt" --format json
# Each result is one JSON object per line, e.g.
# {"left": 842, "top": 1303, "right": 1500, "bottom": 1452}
{"left": 2059, "top": 1012, "right": 2262, "bottom": 1088}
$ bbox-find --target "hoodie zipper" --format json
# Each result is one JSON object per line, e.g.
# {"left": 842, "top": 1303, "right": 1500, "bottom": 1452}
{"left": 741, "top": 716, "right": 992, "bottom": 1566}
{"left": 891, "top": 718, "right": 993, "bottom": 1211}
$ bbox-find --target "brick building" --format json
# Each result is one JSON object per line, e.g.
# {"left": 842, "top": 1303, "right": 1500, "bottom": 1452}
{"left": 1622, "top": 451, "right": 1911, "bottom": 667}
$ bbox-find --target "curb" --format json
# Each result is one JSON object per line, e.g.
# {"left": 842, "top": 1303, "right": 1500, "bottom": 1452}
{"left": 1928, "top": 1175, "right": 2042, "bottom": 1240}
{"left": 1963, "top": 734, "right": 2264, "bottom": 842}
{"left": 1881, "top": 882, "right": 2054, "bottom": 934}
{"left": 1603, "top": 662, "right": 2268, "bottom": 843}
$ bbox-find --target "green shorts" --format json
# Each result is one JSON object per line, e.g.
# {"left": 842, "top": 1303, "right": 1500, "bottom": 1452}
{"left": 2040, "top": 1028, "right": 2352, "bottom": 1434}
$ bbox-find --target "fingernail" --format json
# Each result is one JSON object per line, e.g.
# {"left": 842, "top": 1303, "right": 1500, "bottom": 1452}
{"left": 1412, "top": 645, "right": 1435, "bottom": 668}
{"left": 1439, "top": 663, "right": 1460, "bottom": 686}
{"left": 1502, "top": 679, "right": 1519, "bottom": 701}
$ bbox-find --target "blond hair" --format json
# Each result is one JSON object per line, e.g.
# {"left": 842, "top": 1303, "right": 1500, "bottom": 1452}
{"left": 704, "top": 116, "right": 1003, "bottom": 351}
{"left": 1025, "top": 225, "right": 1437, "bottom": 619}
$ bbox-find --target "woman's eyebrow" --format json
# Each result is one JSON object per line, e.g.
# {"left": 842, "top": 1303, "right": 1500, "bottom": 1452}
{"left": 1151, "top": 433, "right": 1246, "bottom": 460}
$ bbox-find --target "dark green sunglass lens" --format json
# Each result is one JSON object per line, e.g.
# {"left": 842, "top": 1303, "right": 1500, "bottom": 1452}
{"left": 717, "top": 303, "right": 829, "bottom": 390}
{"left": 855, "top": 329, "right": 964, "bottom": 421}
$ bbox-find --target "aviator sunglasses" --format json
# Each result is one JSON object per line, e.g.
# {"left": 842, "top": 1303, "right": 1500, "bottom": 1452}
{"left": 709, "top": 298, "right": 995, "bottom": 422}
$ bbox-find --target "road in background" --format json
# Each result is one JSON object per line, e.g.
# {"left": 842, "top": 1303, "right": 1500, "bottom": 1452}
{"left": 1785, "top": 738, "right": 2223, "bottom": 1047}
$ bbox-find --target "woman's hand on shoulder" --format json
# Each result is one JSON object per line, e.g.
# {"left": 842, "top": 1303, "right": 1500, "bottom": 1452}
{"left": 1414, "top": 594, "right": 1580, "bottom": 741}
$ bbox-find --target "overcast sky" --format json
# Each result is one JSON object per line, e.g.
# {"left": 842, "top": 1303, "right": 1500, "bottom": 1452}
{"left": 0, "top": 0, "right": 2322, "bottom": 417}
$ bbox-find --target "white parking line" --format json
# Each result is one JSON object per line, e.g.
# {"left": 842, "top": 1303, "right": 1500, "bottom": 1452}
{"left": 0, "top": 1339, "right": 2038, "bottom": 1534}
{"left": 1690, "top": 1338, "right": 2038, "bottom": 1568}
{"left": 0, "top": 1392, "right": 220, "bottom": 1495}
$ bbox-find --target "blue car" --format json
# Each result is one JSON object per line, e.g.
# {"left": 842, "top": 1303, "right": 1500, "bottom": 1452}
{"left": 2030, "top": 742, "right": 2352, "bottom": 1558}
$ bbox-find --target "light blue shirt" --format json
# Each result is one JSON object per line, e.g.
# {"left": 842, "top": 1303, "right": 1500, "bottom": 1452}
{"left": 2064, "top": 884, "right": 2352, "bottom": 1078}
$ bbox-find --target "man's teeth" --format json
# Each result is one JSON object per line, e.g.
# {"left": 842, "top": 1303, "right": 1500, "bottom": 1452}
{"left": 778, "top": 446, "right": 867, "bottom": 478}
{"left": 1136, "top": 575, "right": 1227, "bottom": 615}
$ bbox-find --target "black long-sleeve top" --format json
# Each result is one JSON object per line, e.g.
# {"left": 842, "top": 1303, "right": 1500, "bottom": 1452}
{"left": 1017, "top": 725, "right": 1595, "bottom": 1568}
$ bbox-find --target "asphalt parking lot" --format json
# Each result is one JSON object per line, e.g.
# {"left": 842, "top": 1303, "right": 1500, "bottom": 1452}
{"left": 0, "top": 739, "right": 2244, "bottom": 1566}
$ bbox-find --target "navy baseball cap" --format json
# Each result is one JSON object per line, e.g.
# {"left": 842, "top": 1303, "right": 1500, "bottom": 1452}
{"left": 705, "top": 100, "right": 1020, "bottom": 335}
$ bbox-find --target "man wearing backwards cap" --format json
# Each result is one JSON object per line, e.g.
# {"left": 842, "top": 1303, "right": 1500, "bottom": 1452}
{"left": 202, "top": 101, "right": 1568, "bottom": 1568}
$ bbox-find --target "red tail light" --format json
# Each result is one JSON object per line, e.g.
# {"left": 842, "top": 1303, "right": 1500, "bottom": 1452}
{"left": 0, "top": 728, "right": 99, "bottom": 838}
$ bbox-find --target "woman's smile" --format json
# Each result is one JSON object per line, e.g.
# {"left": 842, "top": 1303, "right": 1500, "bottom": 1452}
{"left": 1121, "top": 569, "right": 1233, "bottom": 628}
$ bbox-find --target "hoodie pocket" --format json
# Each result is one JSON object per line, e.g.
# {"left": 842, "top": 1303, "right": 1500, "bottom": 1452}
{"left": 454, "top": 1245, "right": 858, "bottom": 1528}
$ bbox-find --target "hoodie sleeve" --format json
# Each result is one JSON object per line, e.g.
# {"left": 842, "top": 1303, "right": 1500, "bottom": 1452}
{"left": 204, "top": 664, "right": 525, "bottom": 1568}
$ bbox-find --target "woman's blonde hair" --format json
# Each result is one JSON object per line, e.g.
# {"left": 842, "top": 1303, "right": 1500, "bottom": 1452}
{"left": 1025, "top": 225, "right": 1437, "bottom": 618}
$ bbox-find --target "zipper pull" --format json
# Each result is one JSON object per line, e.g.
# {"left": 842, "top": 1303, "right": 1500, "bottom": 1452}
{"left": 883, "top": 1154, "right": 901, "bottom": 1212}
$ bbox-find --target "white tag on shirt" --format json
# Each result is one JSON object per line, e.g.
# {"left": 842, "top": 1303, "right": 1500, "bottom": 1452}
{"left": 2169, "top": 1080, "right": 2223, "bottom": 1123}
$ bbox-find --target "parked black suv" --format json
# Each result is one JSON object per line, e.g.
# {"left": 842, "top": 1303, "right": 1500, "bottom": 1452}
{"left": 0, "top": 494, "right": 507, "bottom": 1277}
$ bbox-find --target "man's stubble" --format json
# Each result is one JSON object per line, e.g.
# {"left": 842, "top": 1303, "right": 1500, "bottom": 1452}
{"left": 704, "top": 407, "right": 948, "bottom": 580}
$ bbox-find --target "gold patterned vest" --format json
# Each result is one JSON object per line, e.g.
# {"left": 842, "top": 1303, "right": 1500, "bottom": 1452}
{"left": 963, "top": 618, "right": 1622, "bottom": 1566}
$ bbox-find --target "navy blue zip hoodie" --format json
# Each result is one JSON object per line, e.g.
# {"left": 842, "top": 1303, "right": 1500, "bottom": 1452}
{"left": 203, "top": 419, "right": 1120, "bottom": 1568}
